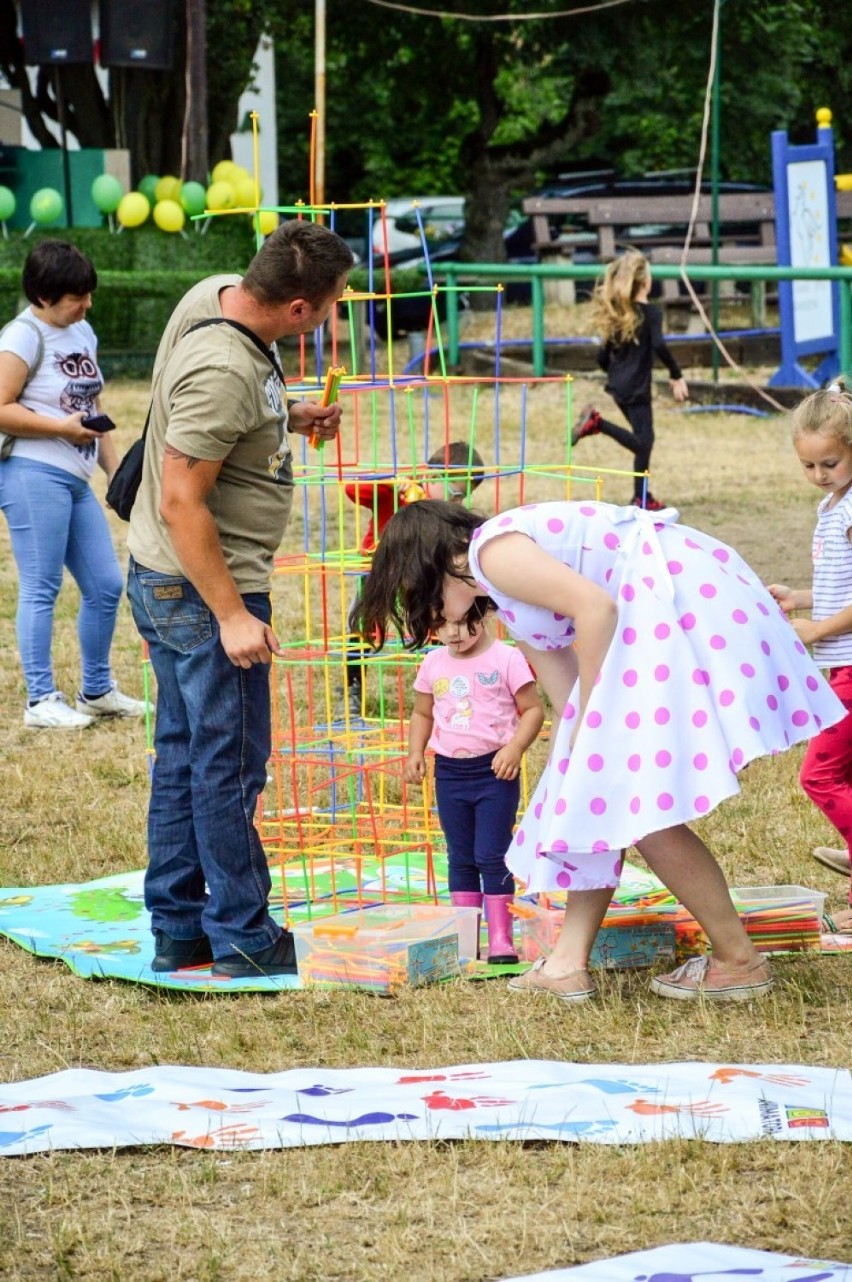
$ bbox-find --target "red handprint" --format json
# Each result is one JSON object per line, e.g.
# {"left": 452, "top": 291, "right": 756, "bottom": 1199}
{"left": 422, "top": 1091, "right": 514, "bottom": 1111}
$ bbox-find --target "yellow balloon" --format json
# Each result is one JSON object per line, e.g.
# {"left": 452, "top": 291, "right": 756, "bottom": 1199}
{"left": 153, "top": 199, "right": 186, "bottom": 233}
{"left": 155, "top": 174, "right": 182, "bottom": 203}
{"left": 206, "top": 181, "right": 235, "bottom": 211}
{"left": 257, "top": 210, "right": 279, "bottom": 236}
{"left": 841, "top": 243, "right": 852, "bottom": 267}
{"left": 234, "top": 176, "right": 257, "bottom": 207}
{"left": 117, "top": 191, "right": 150, "bottom": 229}
{"left": 211, "top": 160, "right": 240, "bottom": 185}
{"left": 836, "top": 173, "right": 852, "bottom": 192}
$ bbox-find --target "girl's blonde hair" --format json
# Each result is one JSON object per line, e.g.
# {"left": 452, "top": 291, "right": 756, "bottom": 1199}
{"left": 590, "top": 249, "right": 650, "bottom": 345}
{"left": 791, "top": 380, "right": 852, "bottom": 448}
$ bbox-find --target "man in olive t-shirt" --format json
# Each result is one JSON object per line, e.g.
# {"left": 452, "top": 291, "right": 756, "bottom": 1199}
{"left": 126, "top": 220, "right": 353, "bottom": 978}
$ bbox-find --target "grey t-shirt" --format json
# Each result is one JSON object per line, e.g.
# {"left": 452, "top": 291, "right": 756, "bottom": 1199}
{"left": 128, "top": 275, "right": 293, "bottom": 593}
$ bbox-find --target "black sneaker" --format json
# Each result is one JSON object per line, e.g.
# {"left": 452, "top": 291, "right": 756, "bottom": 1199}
{"left": 211, "top": 930, "right": 298, "bottom": 978}
{"left": 151, "top": 930, "right": 214, "bottom": 972}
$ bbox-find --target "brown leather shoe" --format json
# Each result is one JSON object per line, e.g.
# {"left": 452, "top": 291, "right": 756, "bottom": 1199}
{"left": 507, "top": 958, "right": 597, "bottom": 1002}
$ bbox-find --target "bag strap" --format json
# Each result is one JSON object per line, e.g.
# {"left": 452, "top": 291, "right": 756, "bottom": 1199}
{"left": 0, "top": 315, "right": 45, "bottom": 388}
{"left": 185, "top": 316, "right": 286, "bottom": 386}
{"left": 136, "top": 314, "right": 287, "bottom": 449}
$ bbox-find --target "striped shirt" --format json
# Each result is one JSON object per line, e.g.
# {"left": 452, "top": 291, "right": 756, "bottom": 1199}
{"left": 812, "top": 487, "right": 852, "bottom": 666}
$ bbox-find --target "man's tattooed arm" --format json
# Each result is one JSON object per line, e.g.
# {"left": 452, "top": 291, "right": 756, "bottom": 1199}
{"left": 164, "top": 443, "right": 202, "bottom": 470}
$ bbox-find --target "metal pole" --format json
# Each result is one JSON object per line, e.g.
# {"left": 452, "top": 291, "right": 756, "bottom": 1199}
{"left": 531, "top": 276, "right": 545, "bottom": 377}
{"left": 314, "top": 0, "right": 326, "bottom": 207}
{"left": 445, "top": 270, "right": 459, "bottom": 367}
{"left": 52, "top": 67, "right": 73, "bottom": 228}
{"left": 841, "top": 280, "right": 852, "bottom": 377}
{"left": 710, "top": 0, "right": 723, "bottom": 382}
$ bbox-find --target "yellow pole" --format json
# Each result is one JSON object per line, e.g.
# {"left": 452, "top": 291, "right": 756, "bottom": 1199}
{"left": 314, "top": 0, "right": 326, "bottom": 208}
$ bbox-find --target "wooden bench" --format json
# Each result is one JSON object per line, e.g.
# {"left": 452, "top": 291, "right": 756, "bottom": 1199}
{"left": 522, "top": 190, "right": 777, "bottom": 318}
{"left": 647, "top": 244, "right": 778, "bottom": 328}
{"left": 522, "top": 192, "right": 776, "bottom": 260}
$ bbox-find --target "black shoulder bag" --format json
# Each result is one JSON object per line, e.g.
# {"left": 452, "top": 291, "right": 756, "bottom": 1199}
{"left": 106, "top": 317, "right": 285, "bottom": 521}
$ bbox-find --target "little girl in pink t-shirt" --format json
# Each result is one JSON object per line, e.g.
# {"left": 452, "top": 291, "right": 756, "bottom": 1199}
{"left": 406, "top": 609, "right": 544, "bottom": 963}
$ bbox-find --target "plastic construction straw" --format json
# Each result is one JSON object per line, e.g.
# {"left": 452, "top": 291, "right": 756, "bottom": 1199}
{"left": 310, "top": 365, "right": 345, "bottom": 449}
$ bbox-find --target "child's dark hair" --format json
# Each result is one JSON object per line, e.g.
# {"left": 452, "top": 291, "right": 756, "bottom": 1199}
{"left": 351, "top": 499, "right": 494, "bottom": 649}
{"left": 22, "top": 239, "right": 97, "bottom": 306}
{"left": 426, "top": 441, "right": 485, "bottom": 493}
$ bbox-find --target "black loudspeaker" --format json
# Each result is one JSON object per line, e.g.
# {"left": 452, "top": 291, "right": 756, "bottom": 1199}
{"left": 99, "top": 0, "right": 175, "bottom": 71}
{"left": 20, "top": 0, "right": 93, "bottom": 65}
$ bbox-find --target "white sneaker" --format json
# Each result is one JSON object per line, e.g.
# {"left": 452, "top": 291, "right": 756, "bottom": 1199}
{"left": 24, "top": 692, "right": 94, "bottom": 730}
{"left": 76, "top": 682, "right": 149, "bottom": 719}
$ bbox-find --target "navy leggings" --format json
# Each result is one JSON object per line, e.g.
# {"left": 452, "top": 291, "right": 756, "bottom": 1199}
{"left": 434, "top": 752, "right": 518, "bottom": 895}
{"left": 597, "top": 398, "right": 654, "bottom": 498}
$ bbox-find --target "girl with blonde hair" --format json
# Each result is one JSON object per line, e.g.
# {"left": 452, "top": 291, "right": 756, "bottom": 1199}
{"left": 769, "top": 383, "right": 852, "bottom": 920}
{"left": 572, "top": 249, "right": 688, "bottom": 511}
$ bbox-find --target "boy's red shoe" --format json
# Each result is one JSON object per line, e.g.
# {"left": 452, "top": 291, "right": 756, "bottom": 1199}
{"left": 631, "top": 493, "right": 666, "bottom": 512}
{"left": 571, "top": 404, "right": 601, "bottom": 444}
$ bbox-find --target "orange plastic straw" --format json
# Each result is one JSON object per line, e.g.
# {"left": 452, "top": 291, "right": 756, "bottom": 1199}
{"left": 310, "top": 365, "right": 345, "bottom": 449}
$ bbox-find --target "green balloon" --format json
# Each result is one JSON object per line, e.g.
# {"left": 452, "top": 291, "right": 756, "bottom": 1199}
{"left": 30, "top": 187, "right": 63, "bottom": 226}
{"left": 0, "top": 185, "right": 15, "bottom": 222}
{"left": 91, "top": 173, "right": 123, "bottom": 214}
{"left": 179, "top": 180, "right": 207, "bottom": 217}
{"left": 138, "top": 173, "right": 160, "bottom": 205}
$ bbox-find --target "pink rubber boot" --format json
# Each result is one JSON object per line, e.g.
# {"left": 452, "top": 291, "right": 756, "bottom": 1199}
{"left": 484, "top": 894, "right": 518, "bottom": 965}
{"left": 451, "top": 891, "right": 483, "bottom": 959}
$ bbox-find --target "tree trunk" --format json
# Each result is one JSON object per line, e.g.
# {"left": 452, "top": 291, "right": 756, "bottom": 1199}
{"left": 182, "top": 0, "right": 208, "bottom": 182}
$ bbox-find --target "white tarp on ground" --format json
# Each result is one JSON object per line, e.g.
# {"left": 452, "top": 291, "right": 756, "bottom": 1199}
{"left": 1, "top": 1060, "right": 851, "bottom": 1156}
{"left": 501, "top": 1240, "right": 852, "bottom": 1280}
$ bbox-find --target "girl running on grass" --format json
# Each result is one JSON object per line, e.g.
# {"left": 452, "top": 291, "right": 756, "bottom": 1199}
{"left": 769, "top": 383, "right": 852, "bottom": 928}
{"left": 572, "top": 249, "right": 688, "bottom": 512}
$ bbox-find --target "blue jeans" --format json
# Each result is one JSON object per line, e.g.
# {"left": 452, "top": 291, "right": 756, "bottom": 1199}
{"left": 127, "top": 558, "right": 279, "bottom": 959}
{"left": 0, "top": 457, "right": 124, "bottom": 701}
{"left": 434, "top": 752, "right": 518, "bottom": 895}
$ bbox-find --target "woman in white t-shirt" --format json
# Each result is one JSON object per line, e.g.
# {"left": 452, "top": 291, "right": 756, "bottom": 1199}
{"left": 0, "top": 240, "right": 145, "bottom": 728}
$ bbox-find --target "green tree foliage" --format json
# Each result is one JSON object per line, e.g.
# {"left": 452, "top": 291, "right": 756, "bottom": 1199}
{"left": 265, "top": 0, "right": 852, "bottom": 259}
{"left": 0, "top": 0, "right": 850, "bottom": 255}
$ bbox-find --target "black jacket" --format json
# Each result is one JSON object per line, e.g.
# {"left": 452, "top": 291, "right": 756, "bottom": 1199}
{"left": 597, "top": 302, "right": 682, "bottom": 405}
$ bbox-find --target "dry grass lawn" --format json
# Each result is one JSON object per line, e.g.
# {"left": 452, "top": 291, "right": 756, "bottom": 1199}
{"left": 1, "top": 343, "right": 851, "bottom": 1281}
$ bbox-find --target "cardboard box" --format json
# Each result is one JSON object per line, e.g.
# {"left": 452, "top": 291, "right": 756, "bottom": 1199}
{"left": 292, "top": 902, "right": 480, "bottom": 992}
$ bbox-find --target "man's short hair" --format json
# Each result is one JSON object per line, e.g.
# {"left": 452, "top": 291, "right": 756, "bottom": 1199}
{"left": 242, "top": 219, "right": 354, "bottom": 308}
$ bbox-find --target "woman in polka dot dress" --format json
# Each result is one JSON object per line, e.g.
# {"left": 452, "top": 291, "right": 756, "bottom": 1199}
{"left": 354, "top": 498, "right": 844, "bottom": 1004}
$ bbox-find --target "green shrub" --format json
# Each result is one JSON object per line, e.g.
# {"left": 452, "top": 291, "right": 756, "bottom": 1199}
{"left": 0, "top": 227, "right": 420, "bottom": 372}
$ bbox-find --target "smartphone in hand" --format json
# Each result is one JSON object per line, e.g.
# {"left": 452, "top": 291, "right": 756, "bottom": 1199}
{"left": 82, "top": 413, "right": 116, "bottom": 433}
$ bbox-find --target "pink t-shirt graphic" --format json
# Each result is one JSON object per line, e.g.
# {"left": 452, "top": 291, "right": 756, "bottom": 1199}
{"left": 413, "top": 638, "right": 536, "bottom": 759}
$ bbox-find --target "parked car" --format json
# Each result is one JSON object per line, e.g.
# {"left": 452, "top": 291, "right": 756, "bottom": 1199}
{"left": 371, "top": 196, "right": 465, "bottom": 255}
{"left": 370, "top": 209, "right": 535, "bottom": 339}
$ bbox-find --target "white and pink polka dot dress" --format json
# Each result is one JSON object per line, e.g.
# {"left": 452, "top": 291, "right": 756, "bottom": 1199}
{"left": 468, "top": 500, "right": 845, "bottom": 894}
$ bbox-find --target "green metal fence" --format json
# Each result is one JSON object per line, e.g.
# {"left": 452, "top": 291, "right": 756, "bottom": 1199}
{"left": 427, "top": 262, "right": 852, "bottom": 378}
